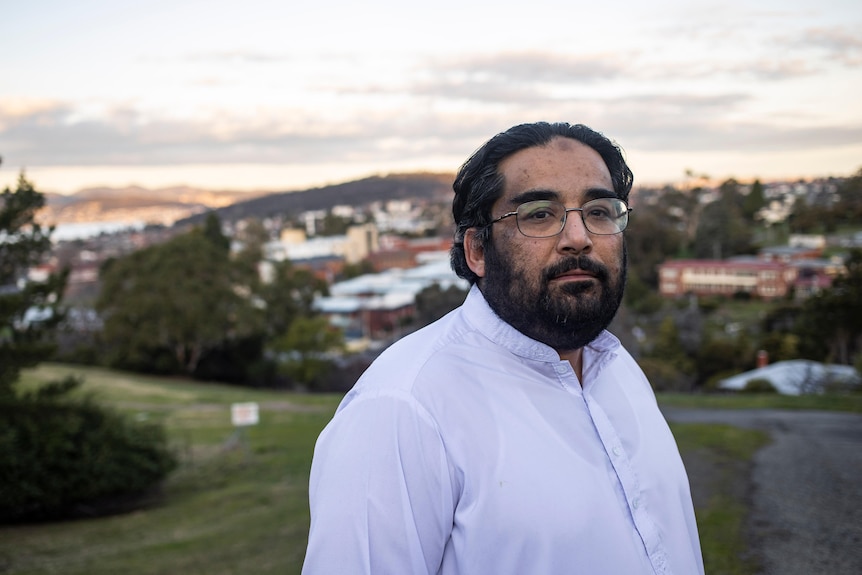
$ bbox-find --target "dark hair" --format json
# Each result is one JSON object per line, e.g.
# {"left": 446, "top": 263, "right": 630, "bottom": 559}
{"left": 449, "top": 122, "right": 634, "bottom": 284}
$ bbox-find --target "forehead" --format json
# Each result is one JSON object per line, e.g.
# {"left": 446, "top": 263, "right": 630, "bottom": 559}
{"left": 497, "top": 137, "right": 614, "bottom": 202}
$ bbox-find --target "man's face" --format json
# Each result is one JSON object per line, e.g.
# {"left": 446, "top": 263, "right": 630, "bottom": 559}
{"left": 468, "top": 137, "right": 627, "bottom": 353}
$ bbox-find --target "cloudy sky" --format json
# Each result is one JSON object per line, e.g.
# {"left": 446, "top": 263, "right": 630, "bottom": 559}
{"left": 1, "top": 0, "right": 860, "bottom": 194}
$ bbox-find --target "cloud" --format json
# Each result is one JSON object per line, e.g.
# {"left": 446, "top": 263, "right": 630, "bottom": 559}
{"left": 2, "top": 27, "right": 859, "bottom": 177}
{"left": 424, "top": 52, "right": 627, "bottom": 98}
{"left": 434, "top": 52, "right": 627, "bottom": 84}
{"left": 640, "top": 58, "right": 818, "bottom": 81}
{"left": 332, "top": 52, "right": 631, "bottom": 106}
{"left": 3, "top": 91, "right": 858, "bottom": 173}
{"left": 598, "top": 104, "right": 862, "bottom": 153}
{"left": 0, "top": 100, "right": 488, "bottom": 167}
{"left": 400, "top": 51, "right": 817, "bottom": 107}
{"left": 183, "top": 50, "right": 294, "bottom": 64}
{"left": 799, "top": 27, "right": 862, "bottom": 66}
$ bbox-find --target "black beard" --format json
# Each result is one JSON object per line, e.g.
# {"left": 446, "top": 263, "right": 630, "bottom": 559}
{"left": 480, "top": 243, "right": 626, "bottom": 352}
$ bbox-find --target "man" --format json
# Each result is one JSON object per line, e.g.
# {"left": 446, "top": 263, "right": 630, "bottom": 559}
{"left": 302, "top": 122, "right": 704, "bottom": 574}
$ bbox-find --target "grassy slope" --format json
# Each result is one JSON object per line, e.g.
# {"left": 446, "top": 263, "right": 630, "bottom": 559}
{"left": 659, "top": 391, "right": 862, "bottom": 413}
{"left": 4, "top": 364, "right": 342, "bottom": 575}
{"left": 3, "top": 364, "right": 855, "bottom": 574}
{"left": 671, "top": 423, "right": 770, "bottom": 575}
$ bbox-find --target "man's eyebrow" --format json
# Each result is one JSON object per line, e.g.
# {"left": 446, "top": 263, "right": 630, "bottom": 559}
{"left": 507, "top": 189, "right": 560, "bottom": 205}
{"left": 583, "top": 187, "right": 618, "bottom": 201}
{"left": 508, "top": 187, "right": 618, "bottom": 206}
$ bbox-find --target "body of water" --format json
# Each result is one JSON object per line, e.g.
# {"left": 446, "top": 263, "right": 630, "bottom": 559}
{"left": 52, "top": 221, "right": 146, "bottom": 242}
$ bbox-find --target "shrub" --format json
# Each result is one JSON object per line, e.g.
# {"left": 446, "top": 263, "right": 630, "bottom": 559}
{"left": 0, "top": 377, "right": 177, "bottom": 523}
{"left": 638, "top": 357, "right": 694, "bottom": 392}
{"left": 702, "top": 370, "right": 738, "bottom": 392}
{"left": 743, "top": 378, "right": 777, "bottom": 393}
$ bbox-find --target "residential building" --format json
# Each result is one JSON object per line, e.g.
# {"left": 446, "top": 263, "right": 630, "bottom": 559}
{"left": 658, "top": 253, "right": 845, "bottom": 301}
{"left": 314, "top": 252, "right": 468, "bottom": 345}
{"left": 659, "top": 258, "right": 790, "bottom": 299}
{"left": 264, "top": 223, "right": 379, "bottom": 266}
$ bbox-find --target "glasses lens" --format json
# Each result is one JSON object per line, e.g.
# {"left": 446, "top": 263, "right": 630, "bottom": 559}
{"left": 516, "top": 201, "right": 565, "bottom": 237}
{"left": 581, "top": 198, "right": 628, "bottom": 234}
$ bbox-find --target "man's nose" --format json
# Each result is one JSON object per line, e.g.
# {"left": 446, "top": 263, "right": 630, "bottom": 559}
{"left": 556, "top": 210, "right": 593, "bottom": 253}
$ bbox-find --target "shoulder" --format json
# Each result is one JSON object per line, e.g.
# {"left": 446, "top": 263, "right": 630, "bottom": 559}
{"left": 341, "top": 304, "right": 485, "bottom": 407}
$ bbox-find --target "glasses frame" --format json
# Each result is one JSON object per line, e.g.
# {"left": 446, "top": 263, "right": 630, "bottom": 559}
{"left": 488, "top": 197, "right": 633, "bottom": 238}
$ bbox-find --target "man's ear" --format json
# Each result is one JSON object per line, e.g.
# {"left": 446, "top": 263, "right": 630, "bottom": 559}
{"left": 464, "top": 228, "right": 486, "bottom": 278}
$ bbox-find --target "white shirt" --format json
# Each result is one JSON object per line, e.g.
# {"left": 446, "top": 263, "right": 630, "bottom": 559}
{"left": 303, "top": 286, "right": 704, "bottom": 575}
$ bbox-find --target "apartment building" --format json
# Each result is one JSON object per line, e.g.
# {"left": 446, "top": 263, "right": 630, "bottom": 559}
{"left": 658, "top": 252, "right": 843, "bottom": 300}
{"left": 659, "top": 258, "right": 792, "bottom": 299}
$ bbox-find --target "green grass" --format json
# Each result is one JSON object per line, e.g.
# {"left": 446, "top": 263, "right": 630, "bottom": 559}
{"left": 5, "top": 364, "right": 852, "bottom": 574}
{"left": 670, "top": 422, "right": 771, "bottom": 575}
{"left": 658, "top": 391, "right": 862, "bottom": 412}
{"left": 3, "top": 363, "right": 342, "bottom": 575}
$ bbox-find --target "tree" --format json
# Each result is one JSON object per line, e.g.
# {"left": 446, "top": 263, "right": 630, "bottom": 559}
{"left": 835, "top": 168, "right": 862, "bottom": 225}
{"left": 257, "top": 260, "right": 328, "bottom": 338}
{"left": 695, "top": 336, "right": 753, "bottom": 387}
{"left": 341, "top": 259, "right": 376, "bottom": 280}
{"left": 693, "top": 179, "right": 754, "bottom": 259}
{"left": 742, "top": 179, "right": 766, "bottom": 222}
{"left": 0, "top": 173, "right": 67, "bottom": 397}
{"left": 317, "top": 211, "right": 352, "bottom": 236}
{"left": 650, "top": 316, "right": 695, "bottom": 372}
{"left": 794, "top": 249, "right": 862, "bottom": 365}
{"left": 97, "top": 230, "right": 262, "bottom": 375}
{"left": 273, "top": 315, "right": 344, "bottom": 390}
{"left": 233, "top": 217, "right": 270, "bottom": 279}
{"left": 622, "top": 273, "right": 663, "bottom": 315}
{"left": 0, "top": 172, "right": 174, "bottom": 522}
{"left": 202, "top": 211, "right": 231, "bottom": 253}
{"left": 414, "top": 283, "right": 468, "bottom": 326}
{"left": 624, "top": 199, "right": 687, "bottom": 288}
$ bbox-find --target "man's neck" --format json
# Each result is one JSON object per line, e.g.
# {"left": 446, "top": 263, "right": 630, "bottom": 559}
{"left": 558, "top": 348, "right": 584, "bottom": 385}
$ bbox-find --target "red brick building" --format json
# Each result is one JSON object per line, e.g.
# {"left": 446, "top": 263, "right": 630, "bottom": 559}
{"left": 658, "top": 259, "right": 793, "bottom": 299}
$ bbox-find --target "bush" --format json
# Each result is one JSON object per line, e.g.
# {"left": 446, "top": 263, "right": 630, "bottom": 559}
{"left": 638, "top": 357, "right": 694, "bottom": 392}
{"left": 743, "top": 378, "right": 777, "bottom": 393}
{"left": 702, "top": 370, "right": 738, "bottom": 392}
{"left": 0, "top": 377, "right": 177, "bottom": 523}
{"left": 696, "top": 338, "right": 754, "bottom": 388}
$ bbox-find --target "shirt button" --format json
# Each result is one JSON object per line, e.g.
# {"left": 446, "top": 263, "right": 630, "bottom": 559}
{"left": 612, "top": 445, "right": 621, "bottom": 457}
{"left": 632, "top": 498, "right": 640, "bottom": 510}
{"left": 555, "top": 364, "right": 568, "bottom": 375}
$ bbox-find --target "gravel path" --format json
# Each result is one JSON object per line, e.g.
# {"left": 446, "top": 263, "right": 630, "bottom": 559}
{"left": 662, "top": 408, "right": 862, "bottom": 575}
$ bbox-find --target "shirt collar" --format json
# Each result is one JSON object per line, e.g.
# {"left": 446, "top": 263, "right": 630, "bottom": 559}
{"left": 461, "top": 285, "right": 621, "bottom": 363}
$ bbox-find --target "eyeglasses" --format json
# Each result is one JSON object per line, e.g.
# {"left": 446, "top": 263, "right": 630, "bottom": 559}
{"left": 488, "top": 198, "right": 632, "bottom": 238}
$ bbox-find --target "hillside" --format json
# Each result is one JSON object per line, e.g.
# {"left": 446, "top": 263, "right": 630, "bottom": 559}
{"left": 175, "top": 172, "right": 455, "bottom": 226}
{"left": 41, "top": 185, "right": 261, "bottom": 226}
{"left": 38, "top": 173, "right": 455, "bottom": 227}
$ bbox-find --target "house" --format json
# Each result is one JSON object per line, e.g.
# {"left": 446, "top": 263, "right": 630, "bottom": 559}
{"left": 314, "top": 251, "right": 468, "bottom": 345}
{"left": 264, "top": 223, "right": 379, "bottom": 265}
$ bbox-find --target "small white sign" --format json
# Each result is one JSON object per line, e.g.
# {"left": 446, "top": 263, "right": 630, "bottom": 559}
{"left": 231, "top": 402, "right": 260, "bottom": 427}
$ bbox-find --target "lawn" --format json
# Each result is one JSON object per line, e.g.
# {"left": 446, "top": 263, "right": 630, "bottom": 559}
{"left": 4, "top": 364, "right": 342, "bottom": 575}
{"left": 3, "top": 363, "right": 854, "bottom": 574}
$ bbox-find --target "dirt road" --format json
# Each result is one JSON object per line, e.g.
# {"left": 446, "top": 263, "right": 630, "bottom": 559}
{"left": 662, "top": 407, "right": 862, "bottom": 575}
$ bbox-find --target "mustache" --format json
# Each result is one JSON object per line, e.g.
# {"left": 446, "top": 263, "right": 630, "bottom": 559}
{"left": 542, "top": 256, "right": 609, "bottom": 283}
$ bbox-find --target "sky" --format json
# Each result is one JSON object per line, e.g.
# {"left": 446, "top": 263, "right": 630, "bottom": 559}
{"left": 1, "top": 0, "right": 861, "bottom": 195}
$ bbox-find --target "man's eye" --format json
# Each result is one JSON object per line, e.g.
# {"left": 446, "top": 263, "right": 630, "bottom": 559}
{"left": 523, "top": 208, "right": 556, "bottom": 221}
{"left": 586, "top": 207, "right": 612, "bottom": 219}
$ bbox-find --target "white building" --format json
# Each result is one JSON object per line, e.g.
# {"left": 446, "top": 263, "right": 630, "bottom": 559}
{"left": 264, "top": 223, "right": 379, "bottom": 265}
{"left": 314, "top": 251, "right": 469, "bottom": 346}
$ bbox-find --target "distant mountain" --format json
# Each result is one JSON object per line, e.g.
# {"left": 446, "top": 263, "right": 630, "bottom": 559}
{"left": 175, "top": 172, "right": 455, "bottom": 226}
{"left": 38, "top": 173, "right": 456, "bottom": 228}
{"left": 41, "top": 185, "right": 263, "bottom": 226}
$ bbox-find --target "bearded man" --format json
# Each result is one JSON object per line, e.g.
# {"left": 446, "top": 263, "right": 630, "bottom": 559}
{"left": 302, "top": 122, "right": 704, "bottom": 575}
